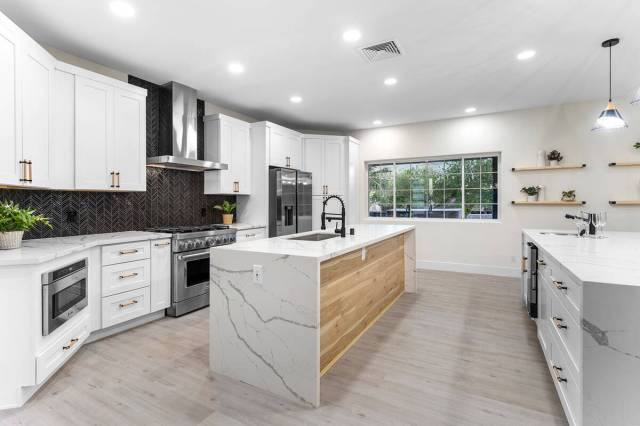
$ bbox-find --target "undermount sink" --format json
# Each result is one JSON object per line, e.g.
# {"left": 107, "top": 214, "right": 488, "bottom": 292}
{"left": 540, "top": 232, "right": 576, "bottom": 236}
{"left": 288, "top": 233, "right": 339, "bottom": 241}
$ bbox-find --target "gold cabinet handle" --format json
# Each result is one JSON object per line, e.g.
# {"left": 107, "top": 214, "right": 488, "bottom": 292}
{"left": 536, "top": 259, "right": 546, "bottom": 266}
{"left": 119, "top": 249, "right": 139, "bottom": 255}
{"left": 110, "top": 171, "right": 115, "bottom": 188}
{"left": 154, "top": 242, "right": 171, "bottom": 247}
{"left": 119, "top": 299, "right": 139, "bottom": 308}
{"left": 62, "top": 338, "right": 79, "bottom": 350}
{"left": 285, "top": 156, "right": 290, "bottom": 167}
{"left": 552, "top": 365, "right": 567, "bottom": 383}
{"left": 118, "top": 272, "right": 139, "bottom": 280}
{"left": 19, "top": 160, "right": 32, "bottom": 183}
{"left": 26, "top": 161, "right": 32, "bottom": 182}
{"left": 521, "top": 256, "right": 528, "bottom": 273}
{"left": 116, "top": 172, "right": 120, "bottom": 188}
{"left": 553, "top": 280, "right": 567, "bottom": 291}
{"left": 552, "top": 316, "right": 568, "bottom": 330}
{"left": 233, "top": 181, "right": 239, "bottom": 192}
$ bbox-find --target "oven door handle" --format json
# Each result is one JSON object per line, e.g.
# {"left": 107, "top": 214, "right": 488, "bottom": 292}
{"left": 177, "top": 251, "right": 210, "bottom": 262}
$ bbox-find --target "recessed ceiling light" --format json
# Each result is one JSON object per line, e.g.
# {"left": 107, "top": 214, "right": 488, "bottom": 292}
{"left": 465, "top": 107, "right": 477, "bottom": 113}
{"left": 342, "top": 29, "right": 361, "bottom": 43}
{"left": 109, "top": 1, "right": 135, "bottom": 18}
{"left": 384, "top": 77, "right": 398, "bottom": 86}
{"left": 290, "top": 95, "right": 302, "bottom": 103}
{"left": 227, "top": 62, "right": 245, "bottom": 74}
{"left": 372, "top": 120, "right": 382, "bottom": 126}
{"left": 517, "top": 50, "right": 536, "bottom": 61}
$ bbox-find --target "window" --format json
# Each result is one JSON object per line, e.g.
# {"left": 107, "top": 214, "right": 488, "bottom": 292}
{"left": 367, "top": 154, "right": 499, "bottom": 220}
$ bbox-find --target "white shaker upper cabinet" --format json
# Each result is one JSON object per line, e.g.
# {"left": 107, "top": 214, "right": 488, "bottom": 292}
{"left": 75, "top": 76, "right": 114, "bottom": 190}
{"left": 269, "top": 124, "right": 302, "bottom": 169}
{"left": 0, "top": 15, "right": 21, "bottom": 186}
{"left": 113, "top": 87, "right": 146, "bottom": 191}
{"left": 204, "top": 114, "right": 251, "bottom": 195}
{"left": 301, "top": 136, "right": 324, "bottom": 195}
{"left": 322, "top": 136, "right": 346, "bottom": 196}
{"left": 21, "top": 39, "right": 54, "bottom": 188}
{"left": 50, "top": 68, "right": 76, "bottom": 190}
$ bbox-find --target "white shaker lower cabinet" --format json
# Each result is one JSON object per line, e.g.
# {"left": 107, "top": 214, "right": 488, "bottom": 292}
{"left": 204, "top": 114, "right": 251, "bottom": 195}
{"left": 101, "top": 287, "right": 151, "bottom": 329}
{"left": 150, "top": 239, "right": 172, "bottom": 311}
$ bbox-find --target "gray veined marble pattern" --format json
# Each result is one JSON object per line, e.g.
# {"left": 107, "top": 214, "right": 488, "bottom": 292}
{"left": 0, "top": 231, "right": 171, "bottom": 266}
{"left": 210, "top": 249, "right": 320, "bottom": 407}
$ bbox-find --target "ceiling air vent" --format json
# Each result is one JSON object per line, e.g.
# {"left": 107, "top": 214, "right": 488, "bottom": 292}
{"left": 360, "top": 40, "right": 402, "bottom": 63}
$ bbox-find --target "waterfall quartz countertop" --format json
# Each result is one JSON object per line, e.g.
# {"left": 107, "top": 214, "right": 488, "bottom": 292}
{"left": 213, "top": 223, "right": 415, "bottom": 261}
{"left": 524, "top": 229, "right": 640, "bottom": 287}
{"left": 0, "top": 231, "right": 171, "bottom": 266}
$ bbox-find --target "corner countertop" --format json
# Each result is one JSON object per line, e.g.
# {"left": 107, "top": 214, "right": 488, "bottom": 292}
{"left": 523, "top": 229, "right": 640, "bottom": 287}
{"left": 0, "top": 231, "right": 171, "bottom": 267}
{"left": 227, "top": 223, "right": 266, "bottom": 231}
{"left": 212, "top": 224, "right": 414, "bottom": 262}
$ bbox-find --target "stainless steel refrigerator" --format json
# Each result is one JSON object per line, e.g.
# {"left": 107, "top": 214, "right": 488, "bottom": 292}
{"left": 268, "top": 168, "right": 312, "bottom": 237}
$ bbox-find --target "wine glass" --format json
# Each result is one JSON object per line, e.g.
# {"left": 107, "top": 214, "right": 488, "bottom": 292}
{"left": 598, "top": 212, "right": 607, "bottom": 238}
{"left": 573, "top": 213, "right": 586, "bottom": 237}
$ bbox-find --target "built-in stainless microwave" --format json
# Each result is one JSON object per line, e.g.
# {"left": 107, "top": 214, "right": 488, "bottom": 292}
{"left": 42, "top": 259, "right": 88, "bottom": 336}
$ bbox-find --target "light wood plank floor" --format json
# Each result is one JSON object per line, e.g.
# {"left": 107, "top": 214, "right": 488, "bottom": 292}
{"left": 0, "top": 270, "right": 567, "bottom": 426}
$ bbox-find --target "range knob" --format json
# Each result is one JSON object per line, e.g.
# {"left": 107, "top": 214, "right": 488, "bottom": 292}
{"left": 195, "top": 239, "right": 205, "bottom": 248}
{"left": 185, "top": 241, "right": 195, "bottom": 250}
{"left": 205, "top": 237, "right": 215, "bottom": 246}
{"left": 178, "top": 241, "right": 187, "bottom": 251}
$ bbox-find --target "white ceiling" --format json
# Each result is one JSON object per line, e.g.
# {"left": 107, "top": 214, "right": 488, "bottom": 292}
{"left": 1, "top": 0, "right": 639, "bottom": 131}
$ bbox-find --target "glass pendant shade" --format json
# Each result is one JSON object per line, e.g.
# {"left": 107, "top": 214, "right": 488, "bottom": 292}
{"left": 592, "top": 101, "right": 628, "bottom": 131}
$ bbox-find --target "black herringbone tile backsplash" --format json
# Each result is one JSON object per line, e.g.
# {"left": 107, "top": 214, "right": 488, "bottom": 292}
{"left": 0, "top": 76, "right": 233, "bottom": 240}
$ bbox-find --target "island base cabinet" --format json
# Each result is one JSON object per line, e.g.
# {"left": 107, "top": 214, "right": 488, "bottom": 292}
{"left": 36, "top": 312, "right": 90, "bottom": 384}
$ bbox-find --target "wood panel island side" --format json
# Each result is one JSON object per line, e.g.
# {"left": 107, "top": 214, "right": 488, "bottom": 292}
{"left": 210, "top": 224, "right": 416, "bottom": 407}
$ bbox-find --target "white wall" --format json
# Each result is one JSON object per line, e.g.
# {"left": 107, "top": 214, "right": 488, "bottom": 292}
{"left": 353, "top": 99, "right": 640, "bottom": 277}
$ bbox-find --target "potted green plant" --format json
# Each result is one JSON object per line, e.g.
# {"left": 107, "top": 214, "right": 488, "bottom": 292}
{"left": 0, "top": 201, "right": 52, "bottom": 249}
{"left": 547, "top": 150, "right": 563, "bottom": 167}
{"left": 633, "top": 142, "right": 640, "bottom": 150}
{"left": 561, "top": 190, "right": 576, "bottom": 202}
{"left": 521, "top": 186, "right": 540, "bottom": 202}
{"left": 213, "top": 200, "right": 236, "bottom": 225}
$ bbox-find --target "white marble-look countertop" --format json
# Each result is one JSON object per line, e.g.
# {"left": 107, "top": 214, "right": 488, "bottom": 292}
{"left": 227, "top": 223, "right": 266, "bottom": 231}
{"left": 524, "top": 229, "right": 640, "bottom": 287}
{"left": 213, "top": 224, "right": 415, "bottom": 262}
{"left": 0, "top": 231, "right": 171, "bottom": 266}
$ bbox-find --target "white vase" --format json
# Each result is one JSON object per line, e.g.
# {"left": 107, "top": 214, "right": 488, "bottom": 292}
{"left": 527, "top": 194, "right": 538, "bottom": 202}
{"left": 0, "top": 231, "right": 24, "bottom": 250}
{"left": 549, "top": 160, "right": 559, "bottom": 167}
{"left": 537, "top": 150, "right": 547, "bottom": 167}
{"left": 537, "top": 185, "right": 545, "bottom": 201}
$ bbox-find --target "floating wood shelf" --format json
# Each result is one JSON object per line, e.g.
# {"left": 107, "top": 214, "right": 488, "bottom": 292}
{"left": 511, "top": 200, "right": 586, "bottom": 205}
{"left": 608, "top": 162, "right": 640, "bottom": 167}
{"left": 609, "top": 200, "right": 640, "bottom": 206}
{"left": 511, "top": 164, "right": 586, "bottom": 172}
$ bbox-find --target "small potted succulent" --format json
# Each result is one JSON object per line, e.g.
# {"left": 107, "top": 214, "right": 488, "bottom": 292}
{"left": 521, "top": 186, "right": 540, "bottom": 202}
{"left": 561, "top": 190, "right": 576, "bottom": 202}
{"left": 634, "top": 142, "right": 640, "bottom": 150}
{"left": 214, "top": 200, "right": 236, "bottom": 225}
{"left": 547, "top": 150, "right": 563, "bottom": 167}
{"left": 0, "top": 201, "right": 52, "bottom": 249}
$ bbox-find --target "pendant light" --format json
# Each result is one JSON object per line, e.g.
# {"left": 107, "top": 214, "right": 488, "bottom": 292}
{"left": 592, "top": 38, "right": 628, "bottom": 131}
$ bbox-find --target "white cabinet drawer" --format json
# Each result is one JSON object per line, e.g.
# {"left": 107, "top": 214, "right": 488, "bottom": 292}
{"left": 101, "top": 287, "right": 151, "bottom": 328}
{"left": 101, "top": 259, "right": 150, "bottom": 297}
{"left": 545, "top": 277, "right": 581, "bottom": 374}
{"left": 549, "top": 331, "right": 581, "bottom": 426}
{"left": 36, "top": 312, "right": 90, "bottom": 383}
{"left": 236, "top": 228, "right": 267, "bottom": 242}
{"left": 549, "top": 267, "right": 582, "bottom": 321}
{"left": 101, "top": 241, "right": 150, "bottom": 266}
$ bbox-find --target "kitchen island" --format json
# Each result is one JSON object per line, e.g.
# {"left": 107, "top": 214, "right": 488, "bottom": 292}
{"left": 523, "top": 229, "right": 640, "bottom": 426}
{"left": 210, "top": 224, "right": 416, "bottom": 407}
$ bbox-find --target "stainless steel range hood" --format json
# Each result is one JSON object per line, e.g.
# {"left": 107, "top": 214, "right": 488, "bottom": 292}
{"left": 146, "top": 82, "right": 228, "bottom": 172}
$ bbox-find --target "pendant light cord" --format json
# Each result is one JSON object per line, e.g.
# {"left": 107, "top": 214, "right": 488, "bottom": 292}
{"left": 609, "top": 44, "right": 612, "bottom": 102}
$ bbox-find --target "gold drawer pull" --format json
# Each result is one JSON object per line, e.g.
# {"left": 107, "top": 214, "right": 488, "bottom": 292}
{"left": 536, "top": 259, "right": 546, "bottom": 266}
{"left": 62, "top": 338, "right": 79, "bottom": 350}
{"left": 154, "top": 242, "right": 171, "bottom": 247}
{"left": 521, "top": 256, "right": 528, "bottom": 273}
{"left": 552, "top": 365, "right": 567, "bottom": 383}
{"left": 119, "top": 300, "right": 139, "bottom": 308}
{"left": 118, "top": 272, "right": 139, "bottom": 280}
{"left": 119, "top": 249, "right": 139, "bottom": 255}
{"left": 552, "top": 316, "right": 568, "bottom": 330}
{"left": 553, "top": 280, "right": 568, "bottom": 291}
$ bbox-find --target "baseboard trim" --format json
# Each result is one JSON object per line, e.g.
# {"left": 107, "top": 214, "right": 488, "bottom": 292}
{"left": 86, "top": 310, "right": 166, "bottom": 343}
{"left": 417, "top": 260, "right": 519, "bottom": 278}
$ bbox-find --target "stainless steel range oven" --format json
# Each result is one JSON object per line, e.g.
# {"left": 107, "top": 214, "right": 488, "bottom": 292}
{"left": 42, "top": 259, "right": 88, "bottom": 336}
{"left": 147, "top": 225, "right": 237, "bottom": 317}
